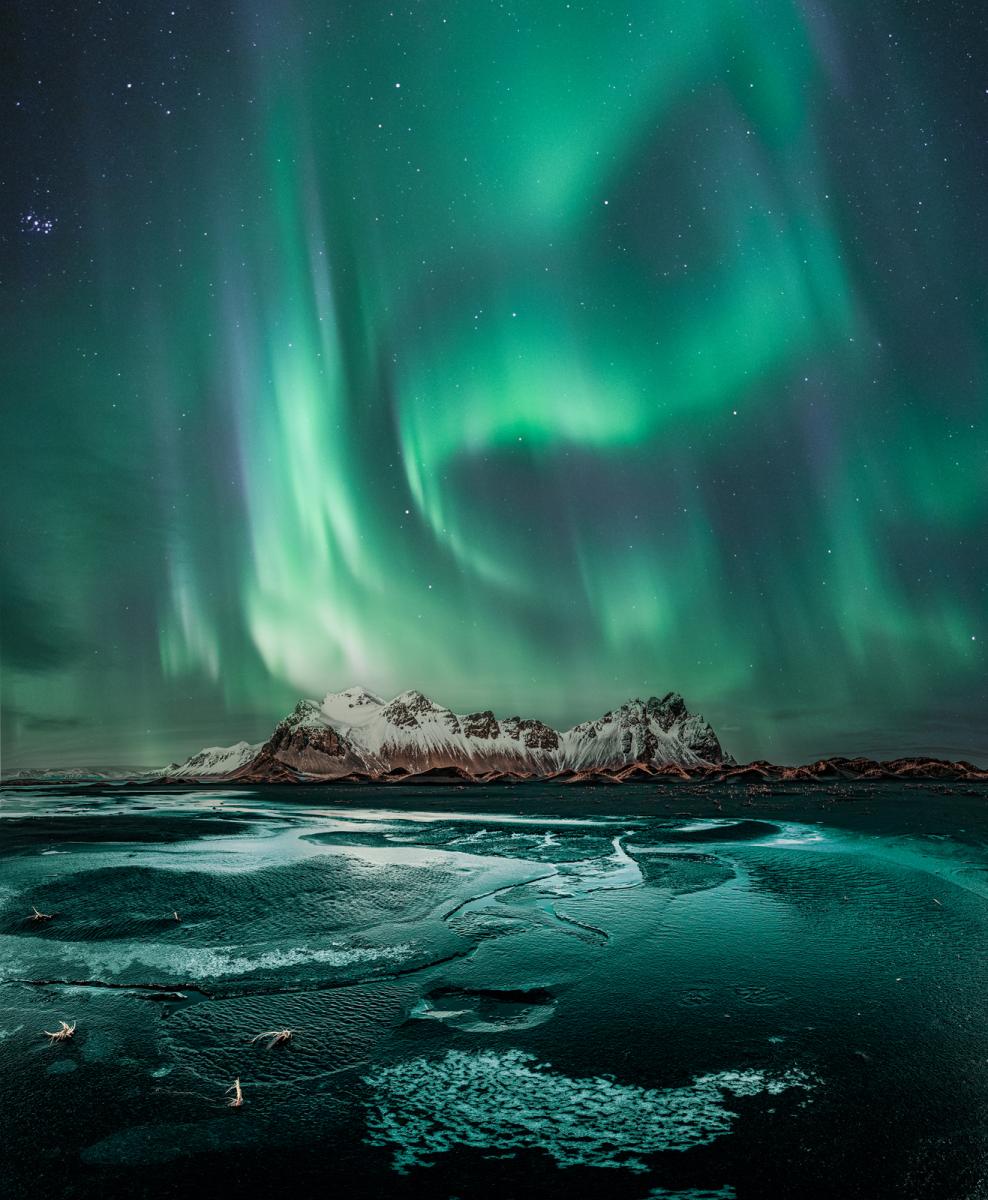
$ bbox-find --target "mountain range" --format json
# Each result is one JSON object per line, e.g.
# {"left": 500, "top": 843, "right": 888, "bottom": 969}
{"left": 149, "top": 686, "right": 988, "bottom": 785}
{"left": 160, "top": 686, "right": 726, "bottom": 783}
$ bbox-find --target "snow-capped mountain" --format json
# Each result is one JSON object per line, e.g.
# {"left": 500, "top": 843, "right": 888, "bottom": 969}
{"left": 161, "top": 740, "right": 262, "bottom": 778}
{"left": 161, "top": 686, "right": 728, "bottom": 782}
{"left": 559, "top": 693, "right": 725, "bottom": 770}
{"left": 2, "top": 766, "right": 143, "bottom": 782}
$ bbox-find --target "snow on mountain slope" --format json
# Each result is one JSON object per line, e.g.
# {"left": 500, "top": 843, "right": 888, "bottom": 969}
{"left": 3, "top": 767, "right": 141, "bottom": 782}
{"left": 319, "top": 685, "right": 386, "bottom": 726}
{"left": 234, "top": 689, "right": 565, "bottom": 778}
{"left": 163, "top": 740, "right": 262, "bottom": 778}
{"left": 559, "top": 694, "right": 725, "bottom": 770}
{"left": 163, "top": 686, "right": 727, "bottom": 781}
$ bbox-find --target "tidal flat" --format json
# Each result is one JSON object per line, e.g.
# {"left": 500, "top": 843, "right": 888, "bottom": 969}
{"left": 2, "top": 782, "right": 987, "bottom": 1199}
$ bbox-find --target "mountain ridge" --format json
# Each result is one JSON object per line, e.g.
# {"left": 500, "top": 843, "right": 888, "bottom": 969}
{"left": 143, "top": 686, "right": 988, "bottom": 785}
{"left": 8, "top": 686, "right": 985, "bottom": 784}
{"left": 160, "top": 685, "right": 729, "bottom": 782}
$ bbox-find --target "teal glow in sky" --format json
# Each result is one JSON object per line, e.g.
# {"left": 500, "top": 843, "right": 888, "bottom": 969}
{"left": 2, "top": 0, "right": 986, "bottom": 768}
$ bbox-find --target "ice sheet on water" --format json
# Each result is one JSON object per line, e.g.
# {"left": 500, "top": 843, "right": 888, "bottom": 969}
{"left": 646, "top": 1189, "right": 736, "bottom": 1199}
{"left": 0, "top": 931, "right": 420, "bottom": 988}
{"left": 122, "top": 940, "right": 416, "bottom": 978}
{"left": 626, "top": 849, "right": 736, "bottom": 896}
{"left": 521, "top": 836, "right": 642, "bottom": 901}
{"left": 4, "top": 854, "right": 470, "bottom": 944}
{"left": 363, "top": 1048, "right": 815, "bottom": 1173}
{"left": 317, "top": 808, "right": 626, "bottom": 828}
{"left": 446, "top": 909, "right": 536, "bottom": 942}
{"left": 440, "top": 828, "right": 618, "bottom": 863}
{"left": 662, "top": 820, "right": 781, "bottom": 843}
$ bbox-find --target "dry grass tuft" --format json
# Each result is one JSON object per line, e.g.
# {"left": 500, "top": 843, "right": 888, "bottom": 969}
{"left": 250, "top": 1028, "right": 295, "bottom": 1048}
{"left": 43, "top": 1021, "right": 76, "bottom": 1043}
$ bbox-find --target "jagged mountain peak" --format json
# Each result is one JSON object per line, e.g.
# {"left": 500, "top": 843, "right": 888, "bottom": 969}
{"left": 285, "top": 698, "right": 324, "bottom": 728}
{"left": 561, "top": 692, "right": 722, "bottom": 769}
{"left": 326, "top": 685, "right": 384, "bottom": 707}
{"left": 598, "top": 693, "right": 687, "bottom": 721}
{"left": 380, "top": 690, "right": 451, "bottom": 730}
{"left": 389, "top": 688, "right": 440, "bottom": 711}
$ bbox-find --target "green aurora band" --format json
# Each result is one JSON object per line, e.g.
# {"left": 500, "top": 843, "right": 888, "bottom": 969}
{"left": 2, "top": 0, "right": 985, "bottom": 767}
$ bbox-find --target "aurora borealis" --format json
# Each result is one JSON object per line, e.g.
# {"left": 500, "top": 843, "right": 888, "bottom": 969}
{"left": 2, "top": 1, "right": 986, "bottom": 769}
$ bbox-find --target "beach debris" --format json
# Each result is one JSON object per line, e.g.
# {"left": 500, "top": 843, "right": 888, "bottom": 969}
{"left": 226, "top": 1077, "right": 244, "bottom": 1108}
{"left": 251, "top": 1028, "right": 295, "bottom": 1048}
{"left": 29, "top": 906, "right": 53, "bottom": 922}
{"left": 43, "top": 1021, "right": 76, "bottom": 1043}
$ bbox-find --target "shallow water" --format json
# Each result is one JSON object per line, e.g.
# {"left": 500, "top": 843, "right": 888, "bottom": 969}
{"left": 2, "top": 782, "right": 988, "bottom": 1198}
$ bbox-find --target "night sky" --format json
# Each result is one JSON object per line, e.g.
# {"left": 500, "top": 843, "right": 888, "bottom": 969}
{"left": 2, "top": 1, "right": 986, "bottom": 770}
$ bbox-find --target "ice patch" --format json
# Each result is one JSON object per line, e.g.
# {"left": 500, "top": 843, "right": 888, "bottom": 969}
{"left": 314, "top": 808, "right": 625, "bottom": 828}
{"left": 363, "top": 1049, "right": 815, "bottom": 1173}
{"left": 514, "top": 833, "right": 642, "bottom": 900}
{"left": 663, "top": 820, "right": 780, "bottom": 844}
{"left": 765, "top": 823, "right": 828, "bottom": 846}
{"left": 0, "top": 937, "right": 415, "bottom": 981}
{"left": 442, "top": 828, "right": 615, "bottom": 863}
{"left": 180, "top": 942, "right": 416, "bottom": 976}
{"left": 647, "top": 1189, "right": 736, "bottom": 1199}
